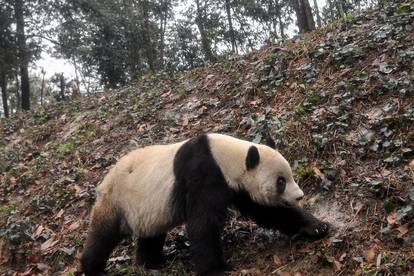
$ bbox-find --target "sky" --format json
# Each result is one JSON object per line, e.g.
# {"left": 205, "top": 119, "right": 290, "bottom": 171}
{"left": 36, "top": 51, "right": 76, "bottom": 79}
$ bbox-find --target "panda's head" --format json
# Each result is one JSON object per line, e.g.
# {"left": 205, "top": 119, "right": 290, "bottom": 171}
{"left": 243, "top": 137, "right": 304, "bottom": 206}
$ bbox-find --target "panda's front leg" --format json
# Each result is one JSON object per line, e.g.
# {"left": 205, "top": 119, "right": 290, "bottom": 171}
{"left": 292, "top": 209, "right": 330, "bottom": 239}
{"left": 263, "top": 204, "right": 330, "bottom": 239}
{"left": 233, "top": 192, "right": 329, "bottom": 240}
{"left": 187, "top": 216, "right": 227, "bottom": 276}
{"left": 185, "top": 186, "right": 231, "bottom": 275}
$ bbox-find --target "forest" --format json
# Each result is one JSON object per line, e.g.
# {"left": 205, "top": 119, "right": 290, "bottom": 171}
{"left": 1, "top": 0, "right": 384, "bottom": 118}
{"left": 1, "top": 0, "right": 414, "bottom": 275}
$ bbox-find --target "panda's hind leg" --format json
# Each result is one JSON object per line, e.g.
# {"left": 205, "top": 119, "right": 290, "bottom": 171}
{"left": 136, "top": 233, "right": 167, "bottom": 269}
{"left": 80, "top": 201, "right": 127, "bottom": 275}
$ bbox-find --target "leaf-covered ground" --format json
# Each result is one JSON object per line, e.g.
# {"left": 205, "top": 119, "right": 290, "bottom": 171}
{"left": 1, "top": 2, "right": 414, "bottom": 275}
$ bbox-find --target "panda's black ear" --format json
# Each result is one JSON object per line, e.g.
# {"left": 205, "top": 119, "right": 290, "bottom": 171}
{"left": 265, "top": 136, "right": 276, "bottom": 149}
{"left": 246, "top": 146, "right": 260, "bottom": 170}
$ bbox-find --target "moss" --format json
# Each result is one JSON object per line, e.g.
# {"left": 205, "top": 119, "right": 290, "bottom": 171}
{"left": 98, "top": 110, "right": 108, "bottom": 121}
{"left": 294, "top": 104, "right": 307, "bottom": 117}
{"left": 0, "top": 204, "right": 18, "bottom": 215}
{"left": 294, "top": 165, "right": 314, "bottom": 182}
{"left": 57, "top": 141, "right": 76, "bottom": 155}
{"left": 306, "top": 91, "right": 321, "bottom": 105}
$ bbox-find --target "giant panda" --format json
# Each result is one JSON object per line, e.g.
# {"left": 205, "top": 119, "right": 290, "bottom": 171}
{"left": 80, "top": 133, "right": 329, "bottom": 276}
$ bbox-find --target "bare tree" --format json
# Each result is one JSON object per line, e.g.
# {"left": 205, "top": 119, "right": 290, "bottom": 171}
{"left": 40, "top": 68, "right": 45, "bottom": 106}
{"left": 0, "top": 70, "right": 8, "bottom": 118}
{"left": 225, "top": 0, "right": 237, "bottom": 54}
{"left": 14, "top": 0, "right": 31, "bottom": 110}
{"left": 291, "top": 0, "right": 316, "bottom": 33}
{"left": 313, "top": 0, "right": 322, "bottom": 27}
{"left": 195, "top": 0, "right": 217, "bottom": 63}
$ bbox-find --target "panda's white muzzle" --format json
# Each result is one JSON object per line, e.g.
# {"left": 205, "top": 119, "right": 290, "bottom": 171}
{"left": 282, "top": 181, "right": 304, "bottom": 204}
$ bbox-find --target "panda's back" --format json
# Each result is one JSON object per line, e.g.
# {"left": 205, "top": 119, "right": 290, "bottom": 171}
{"left": 97, "top": 140, "right": 187, "bottom": 237}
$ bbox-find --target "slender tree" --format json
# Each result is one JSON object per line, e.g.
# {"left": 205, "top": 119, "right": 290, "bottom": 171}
{"left": 0, "top": 1, "right": 15, "bottom": 118}
{"left": 194, "top": 0, "right": 217, "bottom": 62}
{"left": 313, "top": 0, "right": 322, "bottom": 27}
{"left": 225, "top": 0, "right": 237, "bottom": 54}
{"left": 336, "top": 0, "right": 346, "bottom": 17}
{"left": 14, "top": 0, "right": 31, "bottom": 110}
{"left": 40, "top": 68, "right": 45, "bottom": 106}
{"left": 291, "top": 0, "right": 316, "bottom": 33}
{"left": 0, "top": 70, "right": 8, "bottom": 118}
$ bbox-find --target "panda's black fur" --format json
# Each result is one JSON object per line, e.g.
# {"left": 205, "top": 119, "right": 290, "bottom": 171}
{"left": 80, "top": 134, "right": 329, "bottom": 276}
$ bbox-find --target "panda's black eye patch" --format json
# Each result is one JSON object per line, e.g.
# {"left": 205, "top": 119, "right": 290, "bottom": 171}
{"left": 276, "top": 176, "right": 286, "bottom": 194}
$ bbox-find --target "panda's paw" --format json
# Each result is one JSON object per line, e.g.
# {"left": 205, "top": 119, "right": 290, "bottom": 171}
{"left": 303, "top": 221, "right": 329, "bottom": 239}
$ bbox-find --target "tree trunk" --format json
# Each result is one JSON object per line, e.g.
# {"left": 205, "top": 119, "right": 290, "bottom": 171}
{"left": 269, "top": 0, "right": 279, "bottom": 42}
{"left": 40, "top": 70, "right": 45, "bottom": 106}
{"left": 312, "top": 0, "right": 322, "bottom": 27}
{"left": 59, "top": 73, "right": 65, "bottom": 101}
{"left": 195, "top": 0, "right": 216, "bottom": 63}
{"left": 158, "top": 0, "right": 168, "bottom": 68}
{"left": 72, "top": 57, "right": 80, "bottom": 94}
{"left": 225, "top": 0, "right": 237, "bottom": 54}
{"left": 336, "top": 0, "right": 345, "bottom": 17}
{"left": 291, "top": 0, "right": 316, "bottom": 33}
{"left": 141, "top": 0, "right": 156, "bottom": 71}
{"left": 326, "top": 0, "right": 335, "bottom": 21}
{"left": 14, "top": 0, "right": 30, "bottom": 111}
{"left": 303, "top": 0, "right": 316, "bottom": 32}
{"left": 0, "top": 71, "right": 9, "bottom": 118}
{"left": 278, "top": 13, "right": 285, "bottom": 40}
{"left": 15, "top": 73, "right": 21, "bottom": 112}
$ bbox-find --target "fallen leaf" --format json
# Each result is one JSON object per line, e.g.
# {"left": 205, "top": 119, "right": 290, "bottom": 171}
{"left": 40, "top": 239, "right": 58, "bottom": 253}
{"left": 397, "top": 224, "right": 409, "bottom": 236}
{"left": 0, "top": 239, "right": 10, "bottom": 264}
{"left": 409, "top": 159, "right": 414, "bottom": 171}
{"left": 182, "top": 117, "right": 189, "bottom": 126}
{"left": 17, "top": 267, "right": 35, "bottom": 276}
{"left": 273, "top": 255, "right": 283, "bottom": 265}
{"left": 313, "top": 167, "right": 326, "bottom": 180}
{"left": 55, "top": 209, "right": 64, "bottom": 219}
{"left": 36, "top": 263, "right": 51, "bottom": 272}
{"left": 333, "top": 260, "right": 342, "bottom": 271}
{"left": 387, "top": 211, "right": 397, "bottom": 226}
{"left": 33, "top": 225, "right": 44, "bottom": 239}
{"left": 276, "top": 271, "right": 291, "bottom": 276}
{"left": 73, "top": 185, "right": 83, "bottom": 196}
{"left": 363, "top": 247, "right": 376, "bottom": 263}
{"left": 376, "top": 253, "right": 382, "bottom": 267}
{"left": 68, "top": 221, "right": 81, "bottom": 231}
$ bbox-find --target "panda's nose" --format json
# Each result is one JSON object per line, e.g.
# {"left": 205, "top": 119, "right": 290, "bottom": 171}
{"left": 296, "top": 196, "right": 303, "bottom": 201}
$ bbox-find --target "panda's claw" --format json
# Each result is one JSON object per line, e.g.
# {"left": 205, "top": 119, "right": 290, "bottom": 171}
{"left": 299, "top": 221, "right": 330, "bottom": 240}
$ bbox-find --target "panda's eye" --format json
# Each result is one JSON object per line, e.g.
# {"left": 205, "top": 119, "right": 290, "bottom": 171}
{"left": 276, "top": 176, "right": 286, "bottom": 194}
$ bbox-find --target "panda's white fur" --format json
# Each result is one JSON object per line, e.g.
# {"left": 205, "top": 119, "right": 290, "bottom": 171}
{"left": 95, "top": 134, "right": 302, "bottom": 237}
{"left": 96, "top": 140, "right": 187, "bottom": 237}
{"left": 208, "top": 133, "right": 303, "bottom": 205}
{"left": 81, "top": 133, "right": 326, "bottom": 276}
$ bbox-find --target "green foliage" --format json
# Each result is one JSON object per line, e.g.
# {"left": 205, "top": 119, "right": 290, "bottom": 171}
{"left": 294, "top": 91, "right": 321, "bottom": 117}
{"left": 294, "top": 164, "right": 314, "bottom": 181}
{"left": 57, "top": 141, "right": 76, "bottom": 155}
{"left": 294, "top": 104, "right": 307, "bottom": 116}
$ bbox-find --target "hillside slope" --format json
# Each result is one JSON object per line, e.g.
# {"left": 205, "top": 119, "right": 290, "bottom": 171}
{"left": 1, "top": 1, "right": 414, "bottom": 275}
